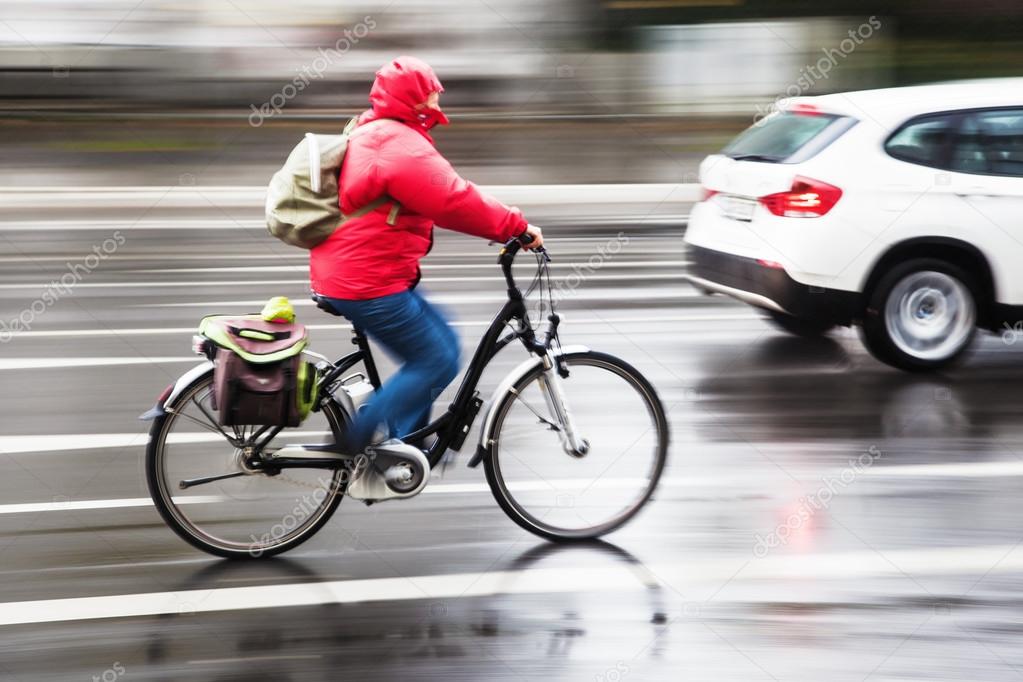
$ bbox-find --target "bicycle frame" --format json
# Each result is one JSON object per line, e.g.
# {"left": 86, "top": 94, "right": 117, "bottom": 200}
{"left": 315, "top": 239, "right": 551, "bottom": 469}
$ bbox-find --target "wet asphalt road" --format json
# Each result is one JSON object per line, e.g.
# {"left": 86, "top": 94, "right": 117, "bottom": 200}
{"left": 3, "top": 196, "right": 1023, "bottom": 681}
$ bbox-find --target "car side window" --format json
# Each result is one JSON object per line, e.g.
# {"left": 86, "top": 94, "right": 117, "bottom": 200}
{"left": 950, "top": 109, "right": 1023, "bottom": 177}
{"left": 884, "top": 114, "right": 958, "bottom": 168}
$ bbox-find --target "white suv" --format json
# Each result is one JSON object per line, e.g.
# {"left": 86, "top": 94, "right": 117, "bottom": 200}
{"left": 684, "top": 79, "right": 1023, "bottom": 371}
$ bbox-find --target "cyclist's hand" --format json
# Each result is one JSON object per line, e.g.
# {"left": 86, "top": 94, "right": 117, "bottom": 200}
{"left": 519, "top": 224, "right": 544, "bottom": 250}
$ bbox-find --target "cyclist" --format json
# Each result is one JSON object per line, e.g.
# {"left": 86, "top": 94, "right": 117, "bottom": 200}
{"left": 312, "top": 56, "right": 543, "bottom": 455}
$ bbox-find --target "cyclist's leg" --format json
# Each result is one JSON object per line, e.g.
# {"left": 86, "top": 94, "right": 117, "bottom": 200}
{"left": 323, "top": 290, "right": 460, "bottom": 450}
{"left": 391, "top": 289, "right": 460, "bottom": 438}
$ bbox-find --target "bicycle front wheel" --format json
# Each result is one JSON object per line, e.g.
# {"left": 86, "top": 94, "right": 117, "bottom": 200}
{"left": 484, "top": 350, "right": 668, "bottom": 541}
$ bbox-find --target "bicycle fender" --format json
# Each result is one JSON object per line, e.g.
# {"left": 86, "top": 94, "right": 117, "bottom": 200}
{"left": 468, "top": 345, "right": 589, "bottom": 468}
{"left": 139, "top": 361, "right": 214, "bottom": 421}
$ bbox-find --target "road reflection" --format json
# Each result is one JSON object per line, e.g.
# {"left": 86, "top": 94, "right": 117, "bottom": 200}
{"left": 135, "top": 540, "right": 670, "bottom": 678}
{"left": 694, "top": 333, "right": 1023, "bottom": 450}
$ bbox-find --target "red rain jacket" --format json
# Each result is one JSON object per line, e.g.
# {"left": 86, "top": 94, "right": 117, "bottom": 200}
{"left": 310, "top": 56, "right": 529, "bottom": 300}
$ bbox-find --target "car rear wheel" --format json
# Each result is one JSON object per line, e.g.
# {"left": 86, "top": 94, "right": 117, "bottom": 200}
{"left": 861, "top": 258, "right": 977, "bottom": 371}
{"left": 765, "top": 309, "right": 836, "bottom": 337}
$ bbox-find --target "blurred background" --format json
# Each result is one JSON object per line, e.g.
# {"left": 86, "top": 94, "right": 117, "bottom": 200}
{"left": 2, "top": 0, "right": 1021, "bottom": 186}
{"left": 5, "top": 3, "right": 1023, "bottom": 681}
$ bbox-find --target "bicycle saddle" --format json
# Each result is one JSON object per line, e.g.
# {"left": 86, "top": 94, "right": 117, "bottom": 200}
{"left": 311, "top": 292, "right": 343, "bottom": 317}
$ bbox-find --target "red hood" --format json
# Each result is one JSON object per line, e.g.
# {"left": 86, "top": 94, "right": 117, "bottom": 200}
{"left": 358, "top": 56, "right": 449, "bottom": 136}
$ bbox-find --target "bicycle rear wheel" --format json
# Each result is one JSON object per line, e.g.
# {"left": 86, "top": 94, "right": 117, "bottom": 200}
{"left": 145, "top": 372, "right": 347, "bottom": 559}
{"left": 484, "top": 350, "right": 668, "bottom": 541}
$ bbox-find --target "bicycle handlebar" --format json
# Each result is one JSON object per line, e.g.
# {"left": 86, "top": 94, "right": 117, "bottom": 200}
{"left": 498, "top": 236, "right": 548, "bottom": 296}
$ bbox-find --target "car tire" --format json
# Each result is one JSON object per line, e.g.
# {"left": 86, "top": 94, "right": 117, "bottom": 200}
{"left": 860, "top": 258, "right": 978, "bottom": 372}
{"left": 765, "top": 309, "right": 836, "bottom": 337}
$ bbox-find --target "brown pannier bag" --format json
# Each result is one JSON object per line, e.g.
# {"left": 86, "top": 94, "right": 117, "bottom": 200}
{"left": 199, "top": 314, "right": 316, "bottom": 427}
{"left": 212, "top": 352, "right": 311, "bottom": 427}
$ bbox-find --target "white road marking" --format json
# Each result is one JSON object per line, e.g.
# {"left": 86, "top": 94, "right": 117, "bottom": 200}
{"left": 0, "top": 223, "right": 679, "bottom": 235}
{"left": 0, "top": 357, "right": 196, "bottom": 370}
{"left": 0, "top": 564, "right": 651, "bottom": 625}
{"left": 422, "top": 477, "right": 673, "bottom": 495}
{"left": 0, "top": 241, "right": 685, "bottom": 265}
{"left": 0, "top": 478, "right": 691, "bottom": 515}
{"left": 143, "top": 290, "right": 701, "bottom": 309}
{"left": 0, "top": 219, "right": 267, "bottom": 231}
{"left": 0, "top": 543, "right": 1021, "bottom": 625}
{"left": 0, "top": 432, "right": 184, "bottom": 455}
{"left": 0, "top": 431, "right": 331, "bottom": 455}
{"left": 1, "top": 313, "right": 760, "bottom": 340}
{"left": 3, "top": 460, "right": 1023, "bottom": 514}
{"left": 860, "top": 461, "right": 1023, "bottom": 478}
{"left": 123, "top": 259, "right": 690, "bottom": 274}
{"left": 0, "top": 273, "right": 688, "bottom": 290}
{"left": 0, "top": 183, "right": 699, "bottom": 211}
{"left": 0, "top": 496, "right": 220, "bottom": 515}
{"left": 6, "top": 327, "right": 201, "bottom": 339}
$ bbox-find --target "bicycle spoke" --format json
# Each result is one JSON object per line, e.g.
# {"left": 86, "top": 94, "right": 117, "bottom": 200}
{"left": 500, "top": 442, "right": 559, "bottom": 492}
{"left": 165, "top": 400, "right": 238, "bottom": 444}
{"left": 191, "top": 394, "right": 238, "bottom": 441}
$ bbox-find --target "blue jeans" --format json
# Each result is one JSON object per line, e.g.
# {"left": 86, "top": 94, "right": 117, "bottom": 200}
{"left": 322, "top": 289, "right": 461, "bottom": 451}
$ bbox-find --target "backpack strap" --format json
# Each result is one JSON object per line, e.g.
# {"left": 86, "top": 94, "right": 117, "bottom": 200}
{"left": 339, "top": 195, "right": 401, "bottom": 227}
{"left": 338, "top": 118, "right": 402, "bottom": 227}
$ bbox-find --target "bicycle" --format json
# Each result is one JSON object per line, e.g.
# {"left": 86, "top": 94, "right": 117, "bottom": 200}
{"left": 143, "top": 238, "right": 669, "bottom": 558}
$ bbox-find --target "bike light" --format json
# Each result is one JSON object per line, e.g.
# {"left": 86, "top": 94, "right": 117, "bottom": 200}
{"left": 760, "top": 176, "right": 842, "bottom": 218}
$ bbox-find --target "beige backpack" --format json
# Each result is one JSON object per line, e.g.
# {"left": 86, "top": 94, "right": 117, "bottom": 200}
{"left": 265, "top": 118, "right": 399, "bottom": 249}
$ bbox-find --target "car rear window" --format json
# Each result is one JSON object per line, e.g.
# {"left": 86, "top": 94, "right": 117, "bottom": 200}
{"left": 722, "top": 112, "right": 854, "bottom": 163}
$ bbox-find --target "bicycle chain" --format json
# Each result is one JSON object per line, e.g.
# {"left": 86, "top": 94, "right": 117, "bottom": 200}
{"left": 267, "top": 464, "right": 350, "bottom": 496}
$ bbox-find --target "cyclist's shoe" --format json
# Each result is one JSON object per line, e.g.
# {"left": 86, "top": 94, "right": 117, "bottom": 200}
{"left": 347, "top": 439, "right": 430, "bottom": 503}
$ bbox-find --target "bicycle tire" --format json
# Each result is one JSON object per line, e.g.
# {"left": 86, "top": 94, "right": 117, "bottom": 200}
{"left": 484, "top": 350, "right": 669, "bottom": 541}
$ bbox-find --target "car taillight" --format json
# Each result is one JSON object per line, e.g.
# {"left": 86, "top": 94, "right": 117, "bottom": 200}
{"left": 701, "top": 186, "right": 718, "bottom": 201}
{"left": 760, "top": 176, "right": 842, "bottom": 218}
